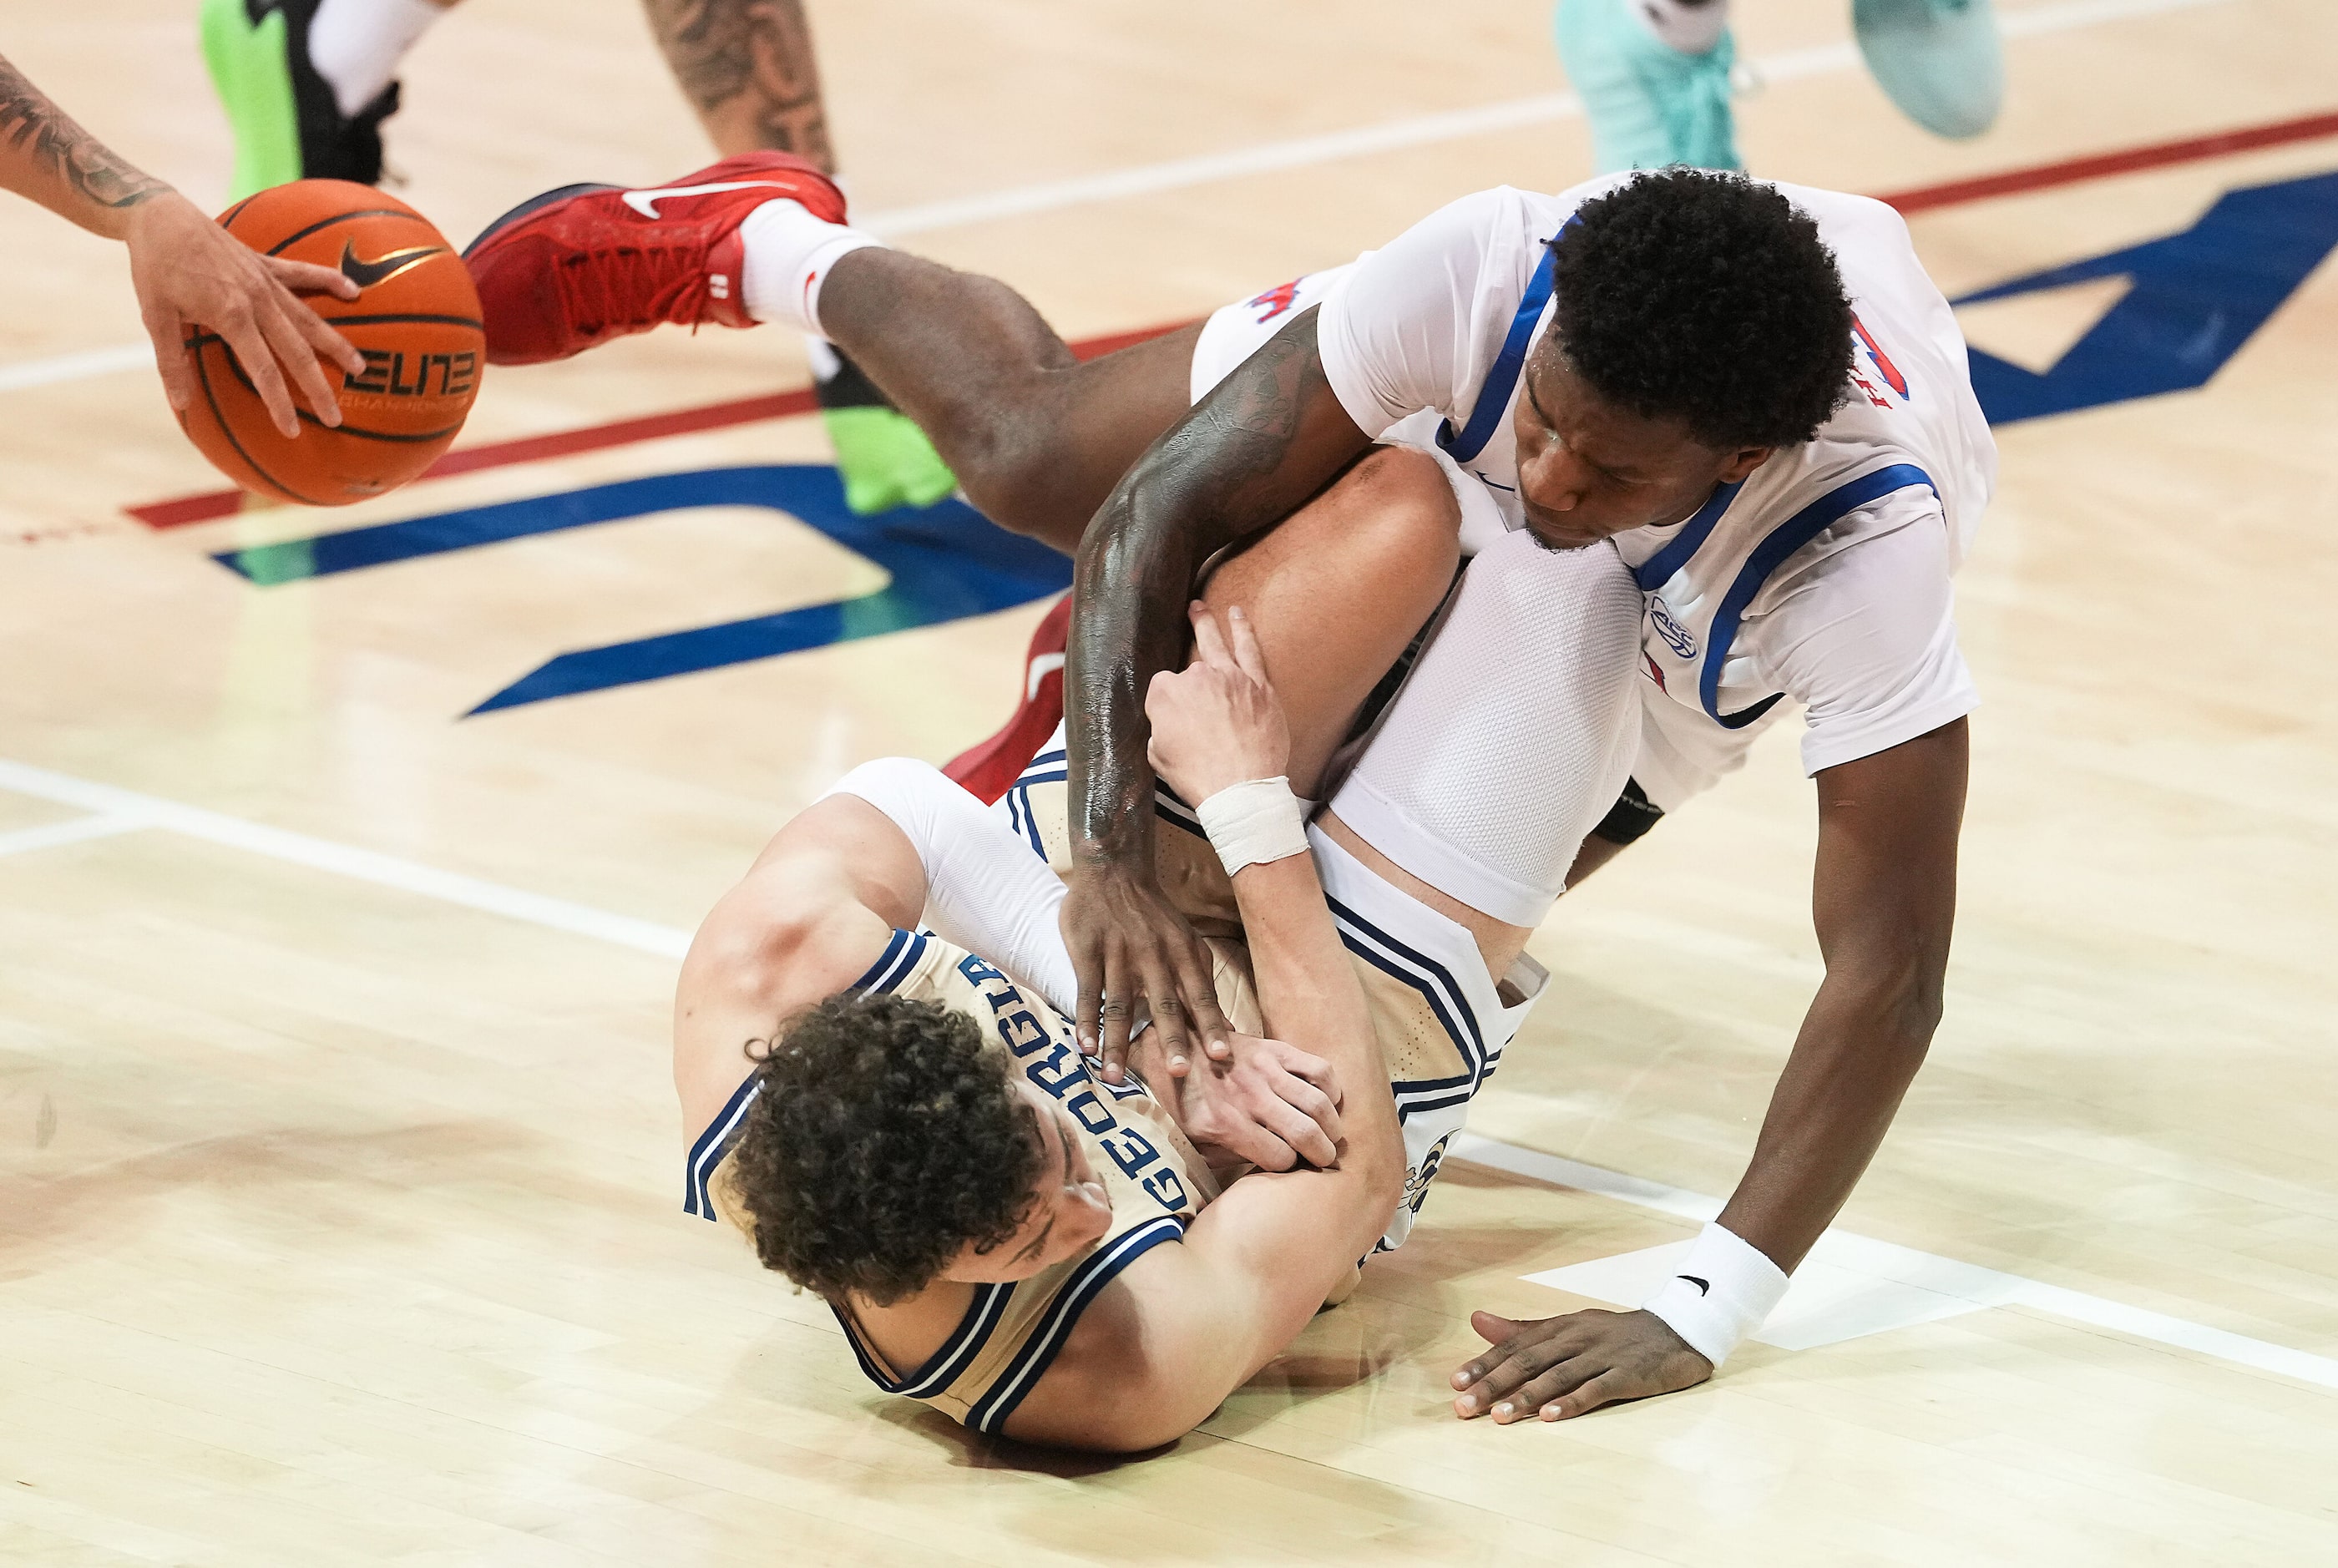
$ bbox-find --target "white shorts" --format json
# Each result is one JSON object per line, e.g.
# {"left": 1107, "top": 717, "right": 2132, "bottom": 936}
{"left": 999, "top": 724, "right": 1546, "bottom": 1254}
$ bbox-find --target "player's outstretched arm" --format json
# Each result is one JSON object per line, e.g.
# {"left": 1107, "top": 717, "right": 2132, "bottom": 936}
{"left": 1063, "top": 306, "right": 1372, "bottom": 1082}
{"left": 1450, "top": 718, "right": 1969, "bottom": 1423}
{"left": 0, "top": 53, "right": 363, "bottom": 437}
{"left": 1012, "top": 605, "right": 1401, "bottom": 1450}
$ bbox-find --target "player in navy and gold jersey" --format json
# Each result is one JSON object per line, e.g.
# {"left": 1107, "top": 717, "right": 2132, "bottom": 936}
{"left": 674, "top": 602, "right": 1417, "bottom": 1451}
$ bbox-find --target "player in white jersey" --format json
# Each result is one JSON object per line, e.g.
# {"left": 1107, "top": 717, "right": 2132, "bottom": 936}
{"left": 470, "top": 159, "right": 1991, "bottom": 1424}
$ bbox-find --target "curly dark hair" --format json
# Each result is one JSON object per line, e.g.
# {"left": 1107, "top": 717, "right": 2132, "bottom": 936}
{"left": 1549, "top": 168, "right": 1854, "bottom": 450}
{"left": 726, "top": 993, "right": 1045, "bottom": 1305}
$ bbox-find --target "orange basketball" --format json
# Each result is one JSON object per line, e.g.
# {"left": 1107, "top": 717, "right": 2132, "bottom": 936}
{"left": 176, "top": 180, "right": 483, "bottom": 506}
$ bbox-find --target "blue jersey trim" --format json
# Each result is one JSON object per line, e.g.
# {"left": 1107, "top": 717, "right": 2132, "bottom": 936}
{"left": 683, "top": 1071, "right": 764, "bottom": 1221}
{"left": 683, "top": 928, "right": 929, "bottom": 1220}
{"left": 1630, "top": 480, "right": 1745, "bottom": 592}
{"left": 965, "top": 1215, "right": 1187, "bottom": 1435}
{"left": 851, "top": 928, "right": 929, "bottom": 995}
{"left": 832, "top": 1282, "right": 1015, "bottom": 1399}
{"left": 1327, "top": 895, "right": 1487, "bottom": 1071}
{"left": 1436, "top": 235, "right": 1561, "bottom": 466}
{"left": 1698, "top": 464, "right": 1938, "bottom": 729}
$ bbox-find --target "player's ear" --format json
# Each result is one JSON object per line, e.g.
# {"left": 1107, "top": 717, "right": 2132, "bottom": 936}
{"left": 1718, "top": 446, "right": 1773, "bottom": 484}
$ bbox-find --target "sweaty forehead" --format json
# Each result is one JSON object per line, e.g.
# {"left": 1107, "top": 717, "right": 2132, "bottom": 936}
{"left": 1524, "top": 348, "right": 1708, "bottom": 468}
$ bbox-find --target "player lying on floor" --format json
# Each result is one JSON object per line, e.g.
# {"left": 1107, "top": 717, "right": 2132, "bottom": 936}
{"left": 676, "top": 605, "right": 1416, "bottom": 1453}
{"left": 676, "top": 439, "right": 1647, "bottom": 1449}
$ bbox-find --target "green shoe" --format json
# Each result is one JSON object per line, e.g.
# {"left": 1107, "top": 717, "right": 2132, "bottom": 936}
{"left": 200, "top": 0, "right": 402, "bottom": 199}
{"left": 1853, "top": 0, "right": 2003, "bottom": 140}
{"left": 1554, "top": 0, "right": 1740, "bottom": 175}
{"left": 822, "top": 407, "right": 958, "bottom": 515}
{"left": 812, "top": 344, "right": 957, "bottom": 514}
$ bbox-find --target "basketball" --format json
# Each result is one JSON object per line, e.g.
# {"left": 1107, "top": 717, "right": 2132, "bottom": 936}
{"left": 175, "top": 180, "right": 483, "bottom": 506}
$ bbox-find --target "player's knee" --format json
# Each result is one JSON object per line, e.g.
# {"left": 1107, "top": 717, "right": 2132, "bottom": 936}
{"left": 1331, "top": 445, "right": 1462, "bottom": 602}
{"left": 945, "top": 422, "right": 1086, "bottom": 546}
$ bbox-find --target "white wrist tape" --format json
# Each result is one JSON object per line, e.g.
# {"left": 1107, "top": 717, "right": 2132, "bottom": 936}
{"left": 1193, "top": 776, "right": 1309, "bottom": 878}
{"left": 1640, "top": 1222, "right": 1790, "bottom": 1368}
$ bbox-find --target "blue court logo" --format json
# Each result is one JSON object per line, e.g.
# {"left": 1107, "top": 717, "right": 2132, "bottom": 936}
{"left": 1960, "top": 169, "right": 2338, "bottom": 426}
{"left": 215, "top": 464, "right": 1072, "bottom": 715}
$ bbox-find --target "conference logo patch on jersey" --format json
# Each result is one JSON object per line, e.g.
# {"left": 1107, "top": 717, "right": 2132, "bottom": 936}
{"left": 1849, "top": 311, "right": 1910, "bottom": 408}
{"left": 1648, "top": 594, "right": 1698, "bottom": 660}
{"left": 1247, "top": 278, "right": 1303, "bottom": 325}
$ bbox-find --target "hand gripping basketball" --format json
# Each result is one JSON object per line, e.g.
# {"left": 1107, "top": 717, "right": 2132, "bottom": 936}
{"left": 172, "top": 180, "right": 485, "bottom": 506}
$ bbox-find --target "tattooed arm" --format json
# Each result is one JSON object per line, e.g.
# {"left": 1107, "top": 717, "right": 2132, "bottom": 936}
{"left": 1063, "top": 306, "right": 1373, "bottom": 1080}
{"left": 0, "top": 53, "right": 362, "bottom": 436}
{"left": 642, "top": 0, "right": 836, "bottom": 171}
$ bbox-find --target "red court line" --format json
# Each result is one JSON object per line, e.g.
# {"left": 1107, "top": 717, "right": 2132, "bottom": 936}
{"left": 129, "top": 109, "right": 2338, "bottom": 531}
{"left": 126, "top": 322, "right": 1189, "bottom": 529}
{"left": 1875, "top": 109, "right": 2338, "bottom": 215}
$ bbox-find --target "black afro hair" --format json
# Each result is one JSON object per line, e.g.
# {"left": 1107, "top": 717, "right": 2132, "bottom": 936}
{"left": 1549, "top": 168, "right": 1854, "bottom": 450}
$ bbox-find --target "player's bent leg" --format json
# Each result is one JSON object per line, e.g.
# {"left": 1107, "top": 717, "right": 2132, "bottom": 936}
{"left": 1331, "top": 530, "right": 1646, "bottom": 935}
{"left": 463, "top": 162, "right": 1197, "bottom": 552}
{"left": 817, "top": 248, "right": 1203, "bottom": 553}
{"left": 1198, "top": 445, "right": 1463, "bottom": 797}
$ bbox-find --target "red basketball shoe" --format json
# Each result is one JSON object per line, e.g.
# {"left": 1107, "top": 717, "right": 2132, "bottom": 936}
{"left": 945, "top": 593, "right": 1072, "bottom": 804}
{"left": 462, "top": 152, "right": 848, "bottom": 366}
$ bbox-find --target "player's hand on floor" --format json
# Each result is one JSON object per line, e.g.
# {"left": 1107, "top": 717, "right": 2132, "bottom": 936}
{"left": 1145, "top": 601, "right": 1291, "bottom": 804}
{"left": 1171, "top": 1031, "right": 1344, "bottom": 1171}
{"left": 124, "top": 190, "right": 363, "bottom": 438}
{"left": 1450, "top": 1307, "right": 1713, "bottom": 1424}
{"left": 1063, "top": 859, "right": 1235, "bottom": 1084}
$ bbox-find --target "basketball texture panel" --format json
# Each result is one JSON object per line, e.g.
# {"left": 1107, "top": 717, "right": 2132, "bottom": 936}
{"left": 176, "top": 180, "right": 484, "bottom": 506}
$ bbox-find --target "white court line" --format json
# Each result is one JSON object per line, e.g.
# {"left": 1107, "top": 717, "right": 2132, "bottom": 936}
{"left": 0, "top": 343, "right": 151, "bottom": 395}
{"left": 1457, "top": 1135, "right": 2338, "bottom": 1390}
{"left": 0, "top": 812, "right": 148, "bottom": 858}
{"left": 0, "top": 0, "right": 2234, "bottom": 394}
{"left": 1, "top": 751, "right": 2327, "bottom": 1393}
{"left": 0, "top": 758, "right": 687, "bottom": 959}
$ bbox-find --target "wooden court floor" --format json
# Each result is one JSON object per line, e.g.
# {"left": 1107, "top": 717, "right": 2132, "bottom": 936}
{"left": 4, "top": 1, "right": 2338, "bottom": 1561}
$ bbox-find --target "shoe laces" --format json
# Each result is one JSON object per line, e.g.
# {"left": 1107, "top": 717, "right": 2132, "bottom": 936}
{"left": 554, "top": 242, "right": 711, "bottom": 338}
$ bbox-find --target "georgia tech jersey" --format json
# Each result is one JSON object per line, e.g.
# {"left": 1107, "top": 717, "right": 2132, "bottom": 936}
{"left": 1000, "top": 729, "right": 1541, "bottom": 1254}
{"left": 686, "top": 926, "right": 1221, "bottom": 1436}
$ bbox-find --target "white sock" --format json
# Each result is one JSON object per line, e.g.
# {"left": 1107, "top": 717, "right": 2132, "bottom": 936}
{"left": 308, "top": 0, "right": 448, "bottom": 118}
{"left": 740, "top": 200, "right": 884, "bottom": 335}
{"left": 1630, "top": 0, "right": 1730, "bottom": 55}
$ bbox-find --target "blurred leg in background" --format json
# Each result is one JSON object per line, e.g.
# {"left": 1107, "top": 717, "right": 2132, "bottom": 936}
{"left": 200, "top": 0, "right": 956, "bottom": 515}
{"left": 1555, "top": 0, "right": 2002, "bottom": 176}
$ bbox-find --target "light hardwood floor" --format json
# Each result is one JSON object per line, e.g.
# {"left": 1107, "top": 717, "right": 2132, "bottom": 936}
{"left": 3, "top": 2, "right": 2336, "bottom": 1561}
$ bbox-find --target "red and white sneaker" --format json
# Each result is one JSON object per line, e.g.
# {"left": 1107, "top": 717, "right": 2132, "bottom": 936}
{"left": 944, "top": 593, "right": 1072, "bottom": 805}
{"left": 462, "top": 152, "right": 848, "bottom": 366}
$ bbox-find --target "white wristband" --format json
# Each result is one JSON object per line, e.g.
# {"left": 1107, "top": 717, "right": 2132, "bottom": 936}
{"left": 1640, "top": 1222, "right": 1790, "bottom": 1368}
{"left": 1193, "top": 776, "right": 1309, "bottom": 878}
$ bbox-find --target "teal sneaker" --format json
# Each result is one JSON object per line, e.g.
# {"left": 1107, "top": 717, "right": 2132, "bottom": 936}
{"left": 1555, "top": 0, "right": 1740, "bottom": 175}
{"left": 200, "top": 0, "right": 402, "bottom": 199}
{"left": 1853, "top": 0, "right": 2003, "bottom": 140}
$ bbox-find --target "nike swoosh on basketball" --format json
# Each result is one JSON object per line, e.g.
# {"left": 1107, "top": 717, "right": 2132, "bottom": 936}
{"left": 621, "top": 181, "right": 793, "bottom": 219}
{"left": 339, "top": 240, "right": 447, "bottom": 290}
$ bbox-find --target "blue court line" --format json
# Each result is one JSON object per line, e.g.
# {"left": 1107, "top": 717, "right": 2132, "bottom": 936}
{"left": 212, "top": 465, "right": 1072, "bottom": 714}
